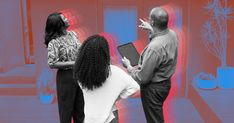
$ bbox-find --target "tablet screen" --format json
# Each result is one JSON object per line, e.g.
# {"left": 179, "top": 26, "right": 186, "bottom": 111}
{"left": 117, "top": 42, "right": 140, "bottom": 66}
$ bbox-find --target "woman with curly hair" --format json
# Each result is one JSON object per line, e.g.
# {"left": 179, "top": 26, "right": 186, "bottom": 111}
{"left": 45, "top": 12, "right": 84, "bottom": 123}
{"left": 73, "top": 35, "right": 140, "bottom": 123}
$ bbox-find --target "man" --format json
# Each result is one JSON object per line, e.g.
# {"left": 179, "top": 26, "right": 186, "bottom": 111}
{"left": 122, "top": 7, "right": 178, "bottom": 123}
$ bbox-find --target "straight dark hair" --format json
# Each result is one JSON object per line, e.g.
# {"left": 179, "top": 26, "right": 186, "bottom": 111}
{"left": 44, "top": 12, "right": 68, "bottom": 47}
{"left": 73, "top": 35, "right": 110, "bottom": 90}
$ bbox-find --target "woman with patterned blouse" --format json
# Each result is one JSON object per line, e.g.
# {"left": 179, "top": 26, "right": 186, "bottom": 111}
{"left": 44, "top": 12, "right": 84, "bottom": 123}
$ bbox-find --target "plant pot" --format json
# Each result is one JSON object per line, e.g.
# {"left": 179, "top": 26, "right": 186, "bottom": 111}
{"left": 193, "top": 77, "right": 217, "bottom": 89}
{"left": 37, "top": 68, "right": 55, "bottom": 104}
{"left": 217, "top": 66, "right": 234, "bottom": 89}
{"left": 39, "top": 93, "right": 54, "bottom": 104}
{"left": 193, "top": 72, "right": 217, "bottom": 89}
{"left": 195, "top": 79, "right": 217, "bottom": 89}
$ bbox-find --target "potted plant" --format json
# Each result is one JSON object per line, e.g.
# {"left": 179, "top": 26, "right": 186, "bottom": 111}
{"left": 202, "top": 0, "right": 234, "bottom": 89}
{"left": 37, "top": 68, "right": 55, "bottom": 104}
{"left": 193, "top": 72, "right": 217, "bottom": 89}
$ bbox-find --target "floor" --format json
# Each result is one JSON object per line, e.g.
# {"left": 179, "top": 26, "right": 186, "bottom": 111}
{"left": 0, "top": 96, "right": 204, "bottom": 123}
{"left": 0, "top": 65, "right": 205, "bottom": 123}
{"left": 196, "top": 88, "right": 234, "bottom": 123}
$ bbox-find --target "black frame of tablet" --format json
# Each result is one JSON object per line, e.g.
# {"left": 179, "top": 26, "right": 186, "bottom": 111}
{"left": 117, "top": 42, "right": 140, "bottom": 66}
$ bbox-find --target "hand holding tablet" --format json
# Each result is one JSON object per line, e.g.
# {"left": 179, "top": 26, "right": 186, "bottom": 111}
{"left": 117, "top": 42, "right": 140, "bottom": 66}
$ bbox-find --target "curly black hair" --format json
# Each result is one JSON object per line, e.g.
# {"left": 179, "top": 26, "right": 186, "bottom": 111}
{"left": 44, "top": 12, "right": 69, "bottom": 47}
{"left": 73, "top": 35, "right": 110, "bottom": 90}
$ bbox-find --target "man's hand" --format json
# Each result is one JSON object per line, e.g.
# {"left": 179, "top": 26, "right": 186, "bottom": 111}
{"left": 138, "top": 19, "right": 153, "bottom": 32}
{"left": 122, "top": 57, "right": 131, "bottom": 68}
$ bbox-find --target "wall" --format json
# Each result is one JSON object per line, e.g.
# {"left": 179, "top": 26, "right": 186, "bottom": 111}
{"left": 0, "top": 0, "right": 25, "bottom": 72}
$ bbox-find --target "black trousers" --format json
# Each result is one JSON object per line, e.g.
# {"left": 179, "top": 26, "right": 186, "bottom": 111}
{"left": 140, "top": 79, "right": 171, "bottom": 123}
{"left": 56, "top": 69, "right": 84, "bottom": 123}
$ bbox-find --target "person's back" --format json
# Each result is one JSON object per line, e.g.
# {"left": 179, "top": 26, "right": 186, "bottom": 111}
{"left": 73, "top": 35, "right": 139, "bottom": 123}
{"left": 122, "top": 7, "right": 178, "bottom": 123}
{"left": 147, "top": 29, "right": 178, "bottom": 82}
{"left": 81, "top": 65, "right": 139, "bottom": 123}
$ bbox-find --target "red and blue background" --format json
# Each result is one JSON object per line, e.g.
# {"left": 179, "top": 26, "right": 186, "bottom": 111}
{"left": 0, "top": 0, "right": 234, "bottom": 123}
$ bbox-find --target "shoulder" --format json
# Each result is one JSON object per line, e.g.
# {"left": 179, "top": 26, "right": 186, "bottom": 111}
{"left": 110, "top": 65, "right": 128, "bottom": 76}
{"left": 67, "top": 30, "right": 74, "bottom": 34}
{"left": 68, "top": 31, "right": 80, "bottom": 43}
{"left": 149, "top": 29, "right": 177, "bottom": 51}
{"left": 168, "top": 29, "right": 178, "bottom": 41}
{"left": 110, "top": 65, "right": 136, "bottom": 86}
{"left": 47, "top": 39, "right": 57, "bottom": 48}
{"left": 169, "top": 29, "right": 176, "bottom": 36}
{"left": 148, "top": 40, "right": 163, "bottom": 53}
{"left": 110, "top": 65, "right": 122, "bottom": 73}
{"left": 68, "top": 31, "right": 78, "bottom": 37}
{"left": 167, "top": 29, "right": 179, "bottom": 47}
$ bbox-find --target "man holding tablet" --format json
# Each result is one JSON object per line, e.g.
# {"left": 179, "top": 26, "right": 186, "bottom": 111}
{"left": 122, "top": 7, "right": 179, "bottom": 123}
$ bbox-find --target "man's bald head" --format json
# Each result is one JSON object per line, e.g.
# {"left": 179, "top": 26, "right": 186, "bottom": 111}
{"left": 150, "top": 7, "right": 168, "bottom": 30}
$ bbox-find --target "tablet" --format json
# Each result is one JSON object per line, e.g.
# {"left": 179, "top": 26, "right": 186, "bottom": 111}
{"left": 117, "top": 42, "right": 140, "bottom": 66}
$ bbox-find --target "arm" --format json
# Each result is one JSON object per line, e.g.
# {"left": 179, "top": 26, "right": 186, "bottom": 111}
{"left": 118, "top": 67, "right": 140, "bottom": 99}
{"left": 47, "top": 41, "right": 75, "bottom": 69}
{"left": 48, "top": 61, "right": 75, "bottom": 69}
{"left": 123, "top": 49, "right": 162, "bottom": 84}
